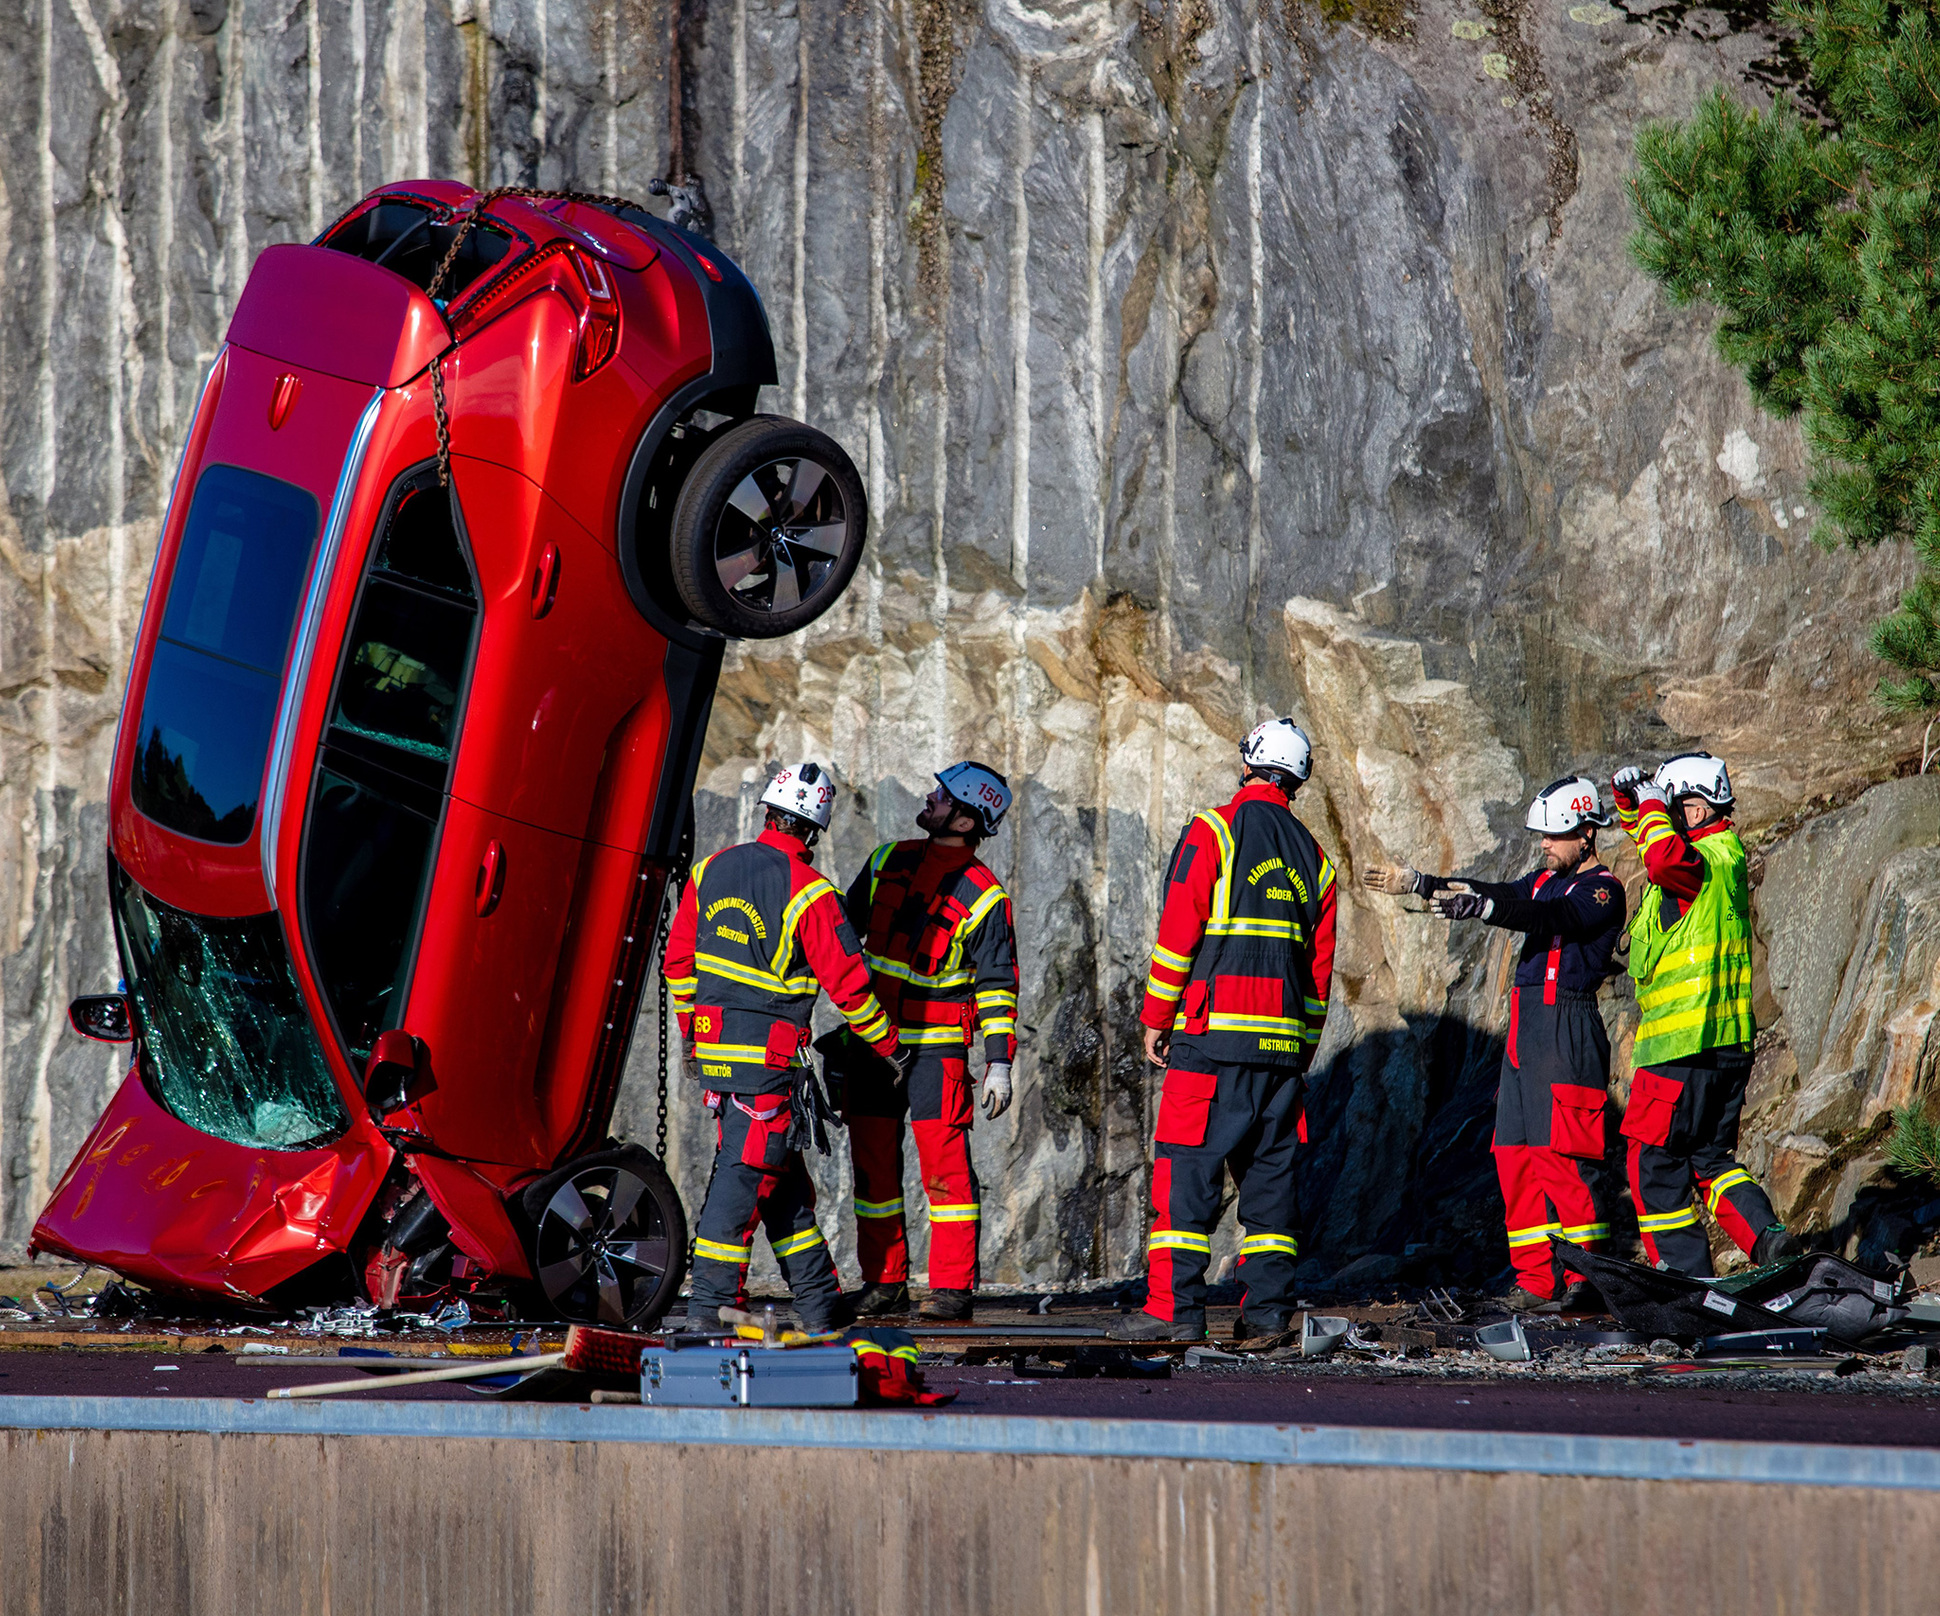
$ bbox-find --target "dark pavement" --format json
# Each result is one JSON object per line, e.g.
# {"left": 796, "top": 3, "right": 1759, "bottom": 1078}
{"left": 5, "top": 1348, "right": 1940, "bottom": 1449}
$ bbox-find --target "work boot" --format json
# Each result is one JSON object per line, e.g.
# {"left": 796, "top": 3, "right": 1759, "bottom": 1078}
{"left": 1500, "top": 1286, "right": 1552, "bottom": 1313}
{"left": 917, "top": 1287, "right": 974, "bottom": 1323}
{"left": 1752, "top": 1225, "right": 1804, "bottom": 1266}
{"left": 1110, "top": 1310, "right": 1207, "bottom": 1343}
{"left": 1231, "top": 1311, "right": 1291, "bottom": 1345}
{"left": 853, "top": 1280, "right": 911, "bottom": 1317}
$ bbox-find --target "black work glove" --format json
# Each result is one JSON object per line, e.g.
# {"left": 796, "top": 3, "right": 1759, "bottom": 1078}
{"left": 1430, "top": 891, "right": 1494, "bottom": 922}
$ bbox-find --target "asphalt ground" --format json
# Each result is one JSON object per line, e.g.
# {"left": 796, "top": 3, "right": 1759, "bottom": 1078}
{"left": 6, "top": 1347, "right": 1940, "bottom": 1449}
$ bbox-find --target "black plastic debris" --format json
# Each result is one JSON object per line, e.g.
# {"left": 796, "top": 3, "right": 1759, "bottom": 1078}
{"left": 1694, "top": 1328, "right": 1830, "bottom": 1360}
{"left": 1548, "top": 1240, "right": 1795, "bottom": 1340}
{"left": 1748, "top": 1253, "right": 1914, "bottom": 1342}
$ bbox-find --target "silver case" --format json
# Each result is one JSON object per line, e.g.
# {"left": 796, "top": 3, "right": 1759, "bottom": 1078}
{"left": 640, "top": 1344, "right": 859, "bottom": 1407}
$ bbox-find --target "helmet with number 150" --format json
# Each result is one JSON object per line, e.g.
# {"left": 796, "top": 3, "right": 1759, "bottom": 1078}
{"left": 1240, "top": 718, "right": 1313, "bottom": 785}
{"left": 1525, "top": 775, "right": 1612, "bottom": 834}
{"left": 936, "top": 761, "right": 1013, "bottom": 836}
{"left": 760, "top": 760, "right": 837, "bottom": 830}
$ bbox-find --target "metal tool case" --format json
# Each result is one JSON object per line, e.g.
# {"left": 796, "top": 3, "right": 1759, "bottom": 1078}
{"left": 640, "top": 1343, "right": 859, "bottom": 1407}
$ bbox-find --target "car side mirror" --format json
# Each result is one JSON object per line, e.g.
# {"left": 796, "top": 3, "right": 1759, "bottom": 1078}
{"left": 68, "top": 995, "right": 133, "bottom": 1043}
{"left": 363, "top": 1029, "right": 421, "bottom": 1116}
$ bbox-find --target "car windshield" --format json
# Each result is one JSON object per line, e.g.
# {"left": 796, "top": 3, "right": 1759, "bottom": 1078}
{"left": 131, "top": 465, "right": 320, "bottom": 844}
{"left": 112, "top": 861, "right": 349, "bottom": 1151}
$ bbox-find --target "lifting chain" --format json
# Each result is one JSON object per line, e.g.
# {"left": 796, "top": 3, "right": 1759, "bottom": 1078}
{"left": 419, "top": 185, "right": 656, "bottom": 489}
{"left": 654, "top": 851, "right": 691, "bottom": 1164}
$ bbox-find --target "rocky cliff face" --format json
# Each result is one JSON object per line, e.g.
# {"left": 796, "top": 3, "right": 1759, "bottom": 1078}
{"left": 3, "top": 0, "right": 1932, "bottom": 1285}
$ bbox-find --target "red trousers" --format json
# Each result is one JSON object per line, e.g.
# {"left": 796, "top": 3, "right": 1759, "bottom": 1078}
{"left": 848, "top": 1053, "right": 981, "bottom": 1290}
{"left": 1494, "top": 990, "right": 1612, "bottom": 1298}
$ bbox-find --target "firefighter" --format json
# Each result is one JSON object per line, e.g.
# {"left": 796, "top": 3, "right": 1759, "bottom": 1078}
{"left": 838, "top": 762, "right": 1020, "bottom": 1324}
{"left": 1611, "top": 753, "right": 1800, "bottom": 1273}
{"left": 662, "top": 761, "right": 906, "bottom": 1331}
{"left": 1111, "top": 719, "right": 1337, "bottom": 1344}
{"left": 1364, "top": 776, "right": 1625, "bottom": 1312}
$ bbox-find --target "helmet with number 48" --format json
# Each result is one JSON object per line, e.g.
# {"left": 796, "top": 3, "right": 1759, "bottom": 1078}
{"left": 1526, "top": 775, "right": 1612, "bottom": 834}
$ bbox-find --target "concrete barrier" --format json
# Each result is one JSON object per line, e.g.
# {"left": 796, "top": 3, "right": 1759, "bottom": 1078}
{"left": 2, "top": 1397, "right": 1936, "bottom": 1614}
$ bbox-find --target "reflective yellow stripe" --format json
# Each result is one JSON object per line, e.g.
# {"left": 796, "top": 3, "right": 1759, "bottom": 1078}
{"left": 981, "top": 1018, "right": 1016, "bottom": 1036}
{"left": 1238, "top": 1233, "right": 1299, "bottom": 1256}
{"left": 1637, "top": 1206, "right": 1702, "bottom": 1232}
{"left": 1316, "top": 857, "right": 1335, "bottom": 898}
{"left": 865, "top": 952, "right": 975, "bottom": 990}
{"left": 1151, "top": 943, "right": 1194, "bottom": 972}
{"left": 1303, "top": 996, "right": 1327, "bottom": 1017}
{"left": 695, "top": 951, "right": 814, "bottom": 994}
{"left": 1506, "top": 1221, "right": 1563, "bottom": 1248}
{"left": 961, "top": 883, "right": 1008, "bottom": 935}
{"left": 1148, "top": 1230, "right": 1211, "bottom": 1252}
{"left": 1205, "top": 1012, "right": 1313, "bottom": 1034}
{"left": 929, "top": 1202, "right": 981, "bottom": 1222}
{"left": 1145, "top": 976, "right": 1185, "bottom": 1003}
{"left": 1705, "top": 1169, "right": 1755, "bottom": 1212}
{"left": 1559, "top": 1222, "right": 1610, "bottom": 1242}
{"left": 847, "top": 999, "right": 892, "bottom": 1043}
{"left": 771, "top": 1226, "right": 826, "bottom": 1258}
{"left": 667, "top": 974, "right": 698, "bottom": 991}
{"left": 1638, "top": 999, "right": 1755, "bottom": 1039}
{"left": 1204, "top": 918, "right": 1306, "bottom": 941}
{"left": 693, "top": 1041, "right": 774, "bottom": 1063}
{"left": 693, "top": 1237, "right": 752, "bottom": 1264}
{"left": 1198, "top": 811, "right": 1236, "bottom": 923}
{"left": 775, "top": 877, "right": 838, "bottom": 978}
{"left": 975, "top": 990, "right": 1018, "bottom": 1010}
{"left": 854, "top": 1196, "right": 905, "bottom": 1218}
{"left": 901, "top": 1026, "right": 971, "bottom": 1046}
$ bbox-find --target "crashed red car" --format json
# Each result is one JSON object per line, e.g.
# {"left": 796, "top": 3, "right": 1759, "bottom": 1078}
{"left": 31, "top": 182, "right": 866, "bottom": 1325}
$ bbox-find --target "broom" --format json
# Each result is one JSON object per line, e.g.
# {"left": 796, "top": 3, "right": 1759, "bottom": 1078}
{"left": 267, "top": 1323, "right": 654, "bottom": 1400}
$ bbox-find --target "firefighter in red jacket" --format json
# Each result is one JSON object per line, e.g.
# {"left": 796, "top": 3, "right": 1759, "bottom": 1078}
{"left": 1112, "top": 719, "right": 1337, "bottom": 1344}
{"left": 1365, "top": 777, "right": 1625, "bottom": 1312}
{"left": 662, "top": 761, "right": 904, "bottom": 1331}
{"left": 840, "top": 762, "right": 1020, "bottom": 1324}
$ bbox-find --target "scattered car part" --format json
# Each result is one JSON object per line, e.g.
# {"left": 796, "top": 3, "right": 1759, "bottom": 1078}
{"left": 1301, "top": 1314, "right": 1350, "bottom": 1357}
{"left": 270, "top": 1350, "right": 567, "bottom": 1398}
{"left": 1476, "top": 1317, "right": 1533, "bottom": 1362}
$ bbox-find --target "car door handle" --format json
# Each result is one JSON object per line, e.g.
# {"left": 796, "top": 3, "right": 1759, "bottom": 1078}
{"left": 476, "top": 840, "right": 506, "bottom": 917}
{"left": 530, "top": 542, "right": 560, "bottom": 619}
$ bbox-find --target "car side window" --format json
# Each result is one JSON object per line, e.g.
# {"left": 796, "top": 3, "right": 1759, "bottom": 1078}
{"left": 300, "top": 471, "right": 479, "bottom": 1061}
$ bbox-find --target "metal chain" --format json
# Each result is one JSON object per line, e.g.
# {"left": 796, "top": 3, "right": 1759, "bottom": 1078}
{"left": 655, "top": 852, "right": 690, "bottom": 1164}
{"left": 420, "top": 185, "right": 657, "bottom": 490}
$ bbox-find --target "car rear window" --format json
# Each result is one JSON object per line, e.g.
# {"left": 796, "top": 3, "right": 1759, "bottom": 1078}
{"left": 131, "top": 465, "right": 320, "bottom": 844}
{"left": 302, "top": 470, "right": 479, "bottom": 1061}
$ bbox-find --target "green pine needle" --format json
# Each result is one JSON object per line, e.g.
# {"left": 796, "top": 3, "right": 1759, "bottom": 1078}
{"left": 1886, "top": 1105, "right": 1940, "bottom": 1186}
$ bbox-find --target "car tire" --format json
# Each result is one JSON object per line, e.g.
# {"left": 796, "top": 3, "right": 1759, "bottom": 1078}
{"left": 520, "top": 1144, "right": 688, "bottom": 1328}
{"left": 669, "top": 415, "right": 867, "bottom": 637}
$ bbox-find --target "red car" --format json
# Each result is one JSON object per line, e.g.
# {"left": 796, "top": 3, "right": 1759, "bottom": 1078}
{"left": 31, "top": 182, "right": 866, "bottom": 1326}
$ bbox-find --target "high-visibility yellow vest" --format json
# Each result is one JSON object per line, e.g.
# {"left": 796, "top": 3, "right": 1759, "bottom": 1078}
{"left": 1627, "top": 829, "right": 1755, "bottom": 1066}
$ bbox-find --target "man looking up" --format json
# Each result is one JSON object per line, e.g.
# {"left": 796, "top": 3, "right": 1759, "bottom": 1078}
{"left": 1112, "top": 719, "right": 1337, "bottom": 1345}
{"left": 841, "top": 763, "right": 1020, "bottom": 1324}
{"left": 663, "top": 762, "right": 904, "bottom": 1332}
{"left": 1611, "top": 752, "right": 1799, "bottom": 1273}
{"left": 1365, "top": 777, "right": 1624, "bottom": 1312}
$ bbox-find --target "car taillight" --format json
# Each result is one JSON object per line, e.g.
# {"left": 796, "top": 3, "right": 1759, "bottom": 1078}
{"left": 449, "top": 240, "right": 622, "bottom": 383}
{"left": 566, "top": 247, "right": 620, "bottom": 380}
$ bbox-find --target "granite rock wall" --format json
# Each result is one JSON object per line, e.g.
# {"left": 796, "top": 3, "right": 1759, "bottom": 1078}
{"left": 2, "top": 0, "right": 1929, "bottom": 1284}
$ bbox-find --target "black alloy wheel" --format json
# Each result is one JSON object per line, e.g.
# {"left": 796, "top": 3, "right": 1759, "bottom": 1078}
{"left": 670, "top": 416, "right": 867, "bottom": 638}
{"left": 529, "top": 1146, "right": 686, "bottom": 1327}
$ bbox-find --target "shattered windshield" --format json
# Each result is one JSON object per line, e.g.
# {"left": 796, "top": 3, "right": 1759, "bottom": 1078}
{"left": 112, "top": 861, "right": 349, "bottom": 1151}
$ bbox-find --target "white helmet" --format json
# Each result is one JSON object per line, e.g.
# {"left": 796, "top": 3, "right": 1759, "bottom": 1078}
{"left": 1526, "top": 776, "right": 1611, "bottom": 834}
{"left": 1241, "top": 718, "right": 1313, "bottom": 784}
{"left": 1655, "top": 751, "right": 1733, "bottom": 807}
{"left": 936, "top": 761, "right": 1012, "bottom": 836}
{"left": 760, "top": 760, "right": 837, "bottom": 830}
